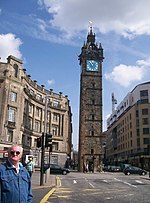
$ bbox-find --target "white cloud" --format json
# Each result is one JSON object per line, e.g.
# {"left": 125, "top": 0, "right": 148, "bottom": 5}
{"left": 0, "top": 33, "right": 22, "bottom": 62}
{"left": 104, "top": 58, "right": 150, "bottom": 87}
{"left": 47, "top": 79, "right": 55, "bottom": 86}
{"left": 38, "top": 0, "right": 150, "bottom": 38}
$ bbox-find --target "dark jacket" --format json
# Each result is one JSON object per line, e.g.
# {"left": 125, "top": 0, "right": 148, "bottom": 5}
{"left": 0, "top": 160, "right": 33, "bottom": 203}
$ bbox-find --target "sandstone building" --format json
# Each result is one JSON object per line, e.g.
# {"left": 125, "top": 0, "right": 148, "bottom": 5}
{"left": 78, "top": 27, "right": 104, "bottom": 172}
{"left": 106, "top": 82, "right": 150, "bottom": 170}
{"left": 0, "top": 55, "right": 72, "bottom": 167}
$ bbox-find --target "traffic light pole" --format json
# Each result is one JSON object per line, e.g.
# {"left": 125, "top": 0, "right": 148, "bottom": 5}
{"left": 40, "top": 95, "right": 48, "bottom": 186}
{"left": 40, "top": 133, "right": 44, "bottom": 186}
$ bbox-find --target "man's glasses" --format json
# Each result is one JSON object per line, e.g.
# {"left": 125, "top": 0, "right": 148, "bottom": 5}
{"left": 10, "top": 151, "right": 20, "bottom": 156}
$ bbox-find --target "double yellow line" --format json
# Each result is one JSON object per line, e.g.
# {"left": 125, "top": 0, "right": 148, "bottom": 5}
{"left": 40, "top": 176, "right": 61, "bottom": 203}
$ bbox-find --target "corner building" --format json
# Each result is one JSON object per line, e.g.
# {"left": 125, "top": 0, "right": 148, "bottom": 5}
{"left": 0, "top": 55, "right": 72, "bottom": 167}
{"left": 78, "top": 27, "right": 104, "bottom": 172}
{"left": 106, "top": 82, "right": 150, "bottom": 170}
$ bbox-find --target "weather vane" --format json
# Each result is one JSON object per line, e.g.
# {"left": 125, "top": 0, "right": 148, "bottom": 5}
{"left": 89, "top": 21, "right": 93, "bottom": 28}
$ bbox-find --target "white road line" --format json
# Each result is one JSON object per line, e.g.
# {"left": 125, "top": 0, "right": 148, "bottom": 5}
{"left": 135, "top": 180, "right": 143, "bottom": 184}
{"left": 114, "top": 178, "right": 121, "bottom": 182}
{"left": 84, "top": 177, "right": 95, "bottom": 188}
{"left": 124, "top": 181, "right": 137, "bottom": 188}
{"left": 73, "top": 180, "right": 77, "bottom": 184}
{"left": 89, "top": 182, "right": 95, "bottom": 188}
{"left": 114, "top": 178, "right": 137, "bottom": 188}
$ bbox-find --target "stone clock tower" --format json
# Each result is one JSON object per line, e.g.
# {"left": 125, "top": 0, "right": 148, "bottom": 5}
{"left": 78, "top": 26, "right": 104, "bottom": 172}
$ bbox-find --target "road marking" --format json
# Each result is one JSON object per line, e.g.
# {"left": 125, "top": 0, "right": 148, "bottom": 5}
{"left": 73, "top": 180, "right": 77, "bottom": 184}
{"left": 114, "top": 178, "right": 121, "bottom": 181}
{"left": 135, "top": 180, "right": 143, "bottom": 184}
{"left": 56, "top": 176, "right": 61, "bottom": 187}
{"left": 114, "top": 178, "right": 137, "bottom": 188}
{"left": 124, "top": 181, "right": 137, "bottom": 188}
{"left": 40, "top": 188, "right": 56, "bottom": 203}
{"left": 89, "top": 182, "right": 95, "bottom": 188}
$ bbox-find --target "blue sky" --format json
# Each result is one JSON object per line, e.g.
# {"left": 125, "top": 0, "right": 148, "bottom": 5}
{"left": 1, "top": 0, "right": 150, "bottom": 149}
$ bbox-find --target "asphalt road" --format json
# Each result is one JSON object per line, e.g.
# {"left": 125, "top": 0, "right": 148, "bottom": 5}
{"left": 47, "top": 172, "right": 150, "bottom": 203}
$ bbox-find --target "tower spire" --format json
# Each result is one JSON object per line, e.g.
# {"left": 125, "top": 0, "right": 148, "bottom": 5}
{"left": 87, "top": 21, "right": 95, "bottom": 43}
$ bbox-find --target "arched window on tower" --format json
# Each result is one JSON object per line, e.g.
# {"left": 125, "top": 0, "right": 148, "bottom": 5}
{"left": 13, "top": 64, "right": 18, "bottom": 78}
{"left": 90, "top": 129, "right": 94, "bottom": 136}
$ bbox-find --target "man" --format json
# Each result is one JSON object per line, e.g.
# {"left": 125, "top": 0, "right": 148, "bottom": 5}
{"left": 0, "top": 145, "right": 33, "bottom": 203}
{"left": 26, "top": 157, "right": 34, "bottom": 177}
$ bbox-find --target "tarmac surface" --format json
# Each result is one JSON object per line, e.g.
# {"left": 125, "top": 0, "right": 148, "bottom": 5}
{"left": 32, "top": 170, "right": 56, "bottom": 189}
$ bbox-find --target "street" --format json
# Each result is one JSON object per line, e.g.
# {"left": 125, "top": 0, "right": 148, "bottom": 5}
{"left": 45, "top": 172, "right": 150, "bottom": 203}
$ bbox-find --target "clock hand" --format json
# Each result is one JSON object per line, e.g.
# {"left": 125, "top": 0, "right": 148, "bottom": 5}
{"left": 89, "top": 61, "right": 93, "bottom": 66}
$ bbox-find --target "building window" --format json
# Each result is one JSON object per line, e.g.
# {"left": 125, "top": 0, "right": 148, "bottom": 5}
{"left": 8, "top": 107, "right": 16, "bottom": 122}
{"left": 22, "top": 134, "right": 26, "bottom": 145}
{"left": 143, "top": 128, "right": 149, "bottom": 134}
{"left": 143, "top": 138, "right": 149, "bottom": 145}
{"left": 137, "top": 138, "right": 140, "bottom": 146}
{"left": 27, "top": 136, "right": 32, "bottom": 147}
{"left": 53, "top": 142, "right": 58, "bottom": 151}
{"left": 53, "top": 100, "right": 59, "bottom": 108}
{"left": 36, "top": 94, "right": 42, "bottom": 101}
{"left": 130, "top": 131, "right": 132, "bottom": 138}
{"left": 34, "top": 138, "right": 37, "bottom": 147}
{"left": 91, "top": 83, "right": 96, "bottom": 88}
{"left": 130, "top": 122, "right": 132, "bottom": 129}
{"left": 35, "top": 120, "right": 40, "bottom": 132}
{"left": 29, "top": 103, "right": 33, "bottom": 114}
{"left": 89, "top": 114, "right": 94, "bottom": 120}
{"left": 140, "top": 90, "right": 148, "bottom": 97}
{"left": 53, "top": 113, "right": 59, "bottom": 122}
{"left": 7, "top": 130, "right": 13, "bottom": 142}
{"left": 143, "top": 118, "right": 149, "bottom": 125}
{"left": 13, "top": 64, "right": 18, "bottom": 78}
{"left": 91, "top": 148, "right": 94, "bottom": 154}
{"left": 142, "top": 108, "right": 148, "bottom": 115}
{"left": 36, "top": 107, "right": 40, "bottom": 117}
{"left": 136, "top": 119, "right": 139, "bottom": 127}
{"left": 91, "top": 99, "right": 95, "bottom": 105}
{"left": 136, "top": 129, "right": 140, "bottom": 137}
{"left": 30, "top": 89, "right": 34, "bottom": 96}
{"left": 10, "top": 92, "right": 17, "bottom": 102}
{"left": 136, "top": 110, "right": 139, "bottom": 117}
{"left": 52, "top": 125, "right": 59, "bottom": 136}
{"left": 28, "top": 117, "right": 33, "bottom": 130}
{"left": 90, "top": 130, "right": 94, "bottom": 136}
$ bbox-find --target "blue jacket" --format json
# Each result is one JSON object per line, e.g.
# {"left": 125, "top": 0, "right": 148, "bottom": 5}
{"left": 0, "top": 161, "right": 33, "bottom": 203}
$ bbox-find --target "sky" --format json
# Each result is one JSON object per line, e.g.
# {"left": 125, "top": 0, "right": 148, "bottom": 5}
{"left": 1, "top": 0, "right": 150, "bottom": 150}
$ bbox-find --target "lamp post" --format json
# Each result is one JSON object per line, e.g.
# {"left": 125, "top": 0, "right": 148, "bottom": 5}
{"left": 40, "top": 95, "right": 49, "bottom": 186}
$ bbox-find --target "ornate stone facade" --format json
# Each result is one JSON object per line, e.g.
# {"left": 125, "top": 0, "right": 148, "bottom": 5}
{"left": 78, "top": 28, "right": 104, "bottom": 172}
{"left": 0, "top": 55, "right": 72, "bottom": 167}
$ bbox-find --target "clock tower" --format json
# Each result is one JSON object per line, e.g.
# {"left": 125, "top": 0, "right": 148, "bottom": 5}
{"left": 78, "top": 26, "right": 104, "bottom": 172}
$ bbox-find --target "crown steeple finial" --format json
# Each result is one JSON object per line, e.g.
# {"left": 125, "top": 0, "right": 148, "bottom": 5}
{"left": 87, "top": 21, "right": 95, "bottom": 43}
{"left": 89, "top": 21, "right": 93, "bottom": 33}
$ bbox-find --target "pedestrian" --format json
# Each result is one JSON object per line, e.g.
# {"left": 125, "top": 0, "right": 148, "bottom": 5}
{"left": 26, "top": 157, "right": 34, "bottom": 177}
{"left": 0, "top": 144, "right": 33, "bottom": 203}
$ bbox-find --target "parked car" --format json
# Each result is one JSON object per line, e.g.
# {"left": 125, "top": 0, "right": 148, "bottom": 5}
{"left": 44, "top": 163, "right": 70, "bottom": 175}
{"left": 103, "top": 165, "right": 121, "bottom": 172}
{"left": 123, "top": 166, "right": 147, "bottom": 176}
{"left": 120, "top": 163, "right": 131, "bottom": 172}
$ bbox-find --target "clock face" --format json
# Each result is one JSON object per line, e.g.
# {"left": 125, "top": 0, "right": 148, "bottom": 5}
{"left": 86, "top": 60, "right": 98, "bottom": 71}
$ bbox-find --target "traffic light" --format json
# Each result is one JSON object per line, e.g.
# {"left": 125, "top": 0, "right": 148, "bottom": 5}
{"left": 45, "top": 133, "right": 52, "bottom": 147}
{"left": 37, "top": 136, "right": 42, "bottom": 148}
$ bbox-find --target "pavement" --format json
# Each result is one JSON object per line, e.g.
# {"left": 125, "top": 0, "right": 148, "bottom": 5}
{"left": 32, "top": 170, "right": 56, "bottom": 189}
